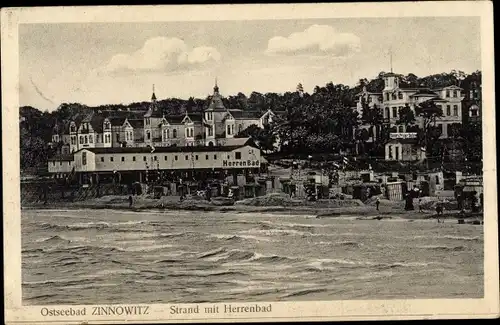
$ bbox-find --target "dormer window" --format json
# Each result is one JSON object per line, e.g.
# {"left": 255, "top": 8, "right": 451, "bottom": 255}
{"left": 70, "top": 125, "right": 76, "bottom": 133}
{"left": 453, "top": 90, "right": 458, "bottom": 97}
{"left": 104, "top": 121, "right": 111, "bottom": 130}
{"left": 445, "top": 90, "right": 450, "bottom": 97}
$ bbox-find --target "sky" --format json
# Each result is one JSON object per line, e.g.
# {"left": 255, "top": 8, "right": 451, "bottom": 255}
{"left": 19, "top": 17, "right": 481, "bottom": 111}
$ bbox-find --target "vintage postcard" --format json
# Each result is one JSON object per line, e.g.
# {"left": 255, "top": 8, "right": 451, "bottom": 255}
{"left": 2, "top": 2, "right": 499, "bottom": 324}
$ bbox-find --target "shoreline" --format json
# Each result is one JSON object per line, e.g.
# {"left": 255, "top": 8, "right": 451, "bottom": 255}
{"left": 21, "top": 196, "right": 483, "bottom": 221}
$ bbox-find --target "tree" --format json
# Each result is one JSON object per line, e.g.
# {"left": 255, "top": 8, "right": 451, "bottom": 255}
{"left": 397, "top": 104, "right": 416, "bottom": 127}
{"left": 415, "top": 100, "right": 444, "bottom": 158}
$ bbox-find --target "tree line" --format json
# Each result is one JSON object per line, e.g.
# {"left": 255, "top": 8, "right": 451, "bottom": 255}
{"left": 19, "top": 70, "right": 482, "bottom": 171}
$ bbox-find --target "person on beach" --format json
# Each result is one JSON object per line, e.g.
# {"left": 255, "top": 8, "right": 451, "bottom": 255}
{"left": 418, "top": 199, "right": 423, "bottom": 213}
{"left": 435, "top": 202, "right": 443, "bottom": 223}
{"left": 376, "top": 197, "right": 380, "bottom": 211}
{"left": 128, "top": 195, "right": 133, "bottom": 208}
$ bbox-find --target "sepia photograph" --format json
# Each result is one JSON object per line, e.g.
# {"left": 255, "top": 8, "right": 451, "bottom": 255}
{"left": 3, "top": 2, "right": 498, "bottom": 324}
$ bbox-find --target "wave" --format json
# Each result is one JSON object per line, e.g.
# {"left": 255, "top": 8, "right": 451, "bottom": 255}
{"left": 251, "top": 252, "right": 297, "bottom": 264}
{"left": 241, "top": 228, "right": 310, "bottom": 237}
{"left": 281, "top": 288, "right": 328, "bottom": 298}
{"left": 416, "top": 245, "right": 467, "bottom": 251}
{"left": 38, "top": 221, "right": 111, "bottom": 231}
{"left": 38, "top": 235, "right": 71, "bottom": 244}
{"left": 197, "top": 247, "right": 226, "bottom": 259}
{"left": 209, "top": 233, "right": 273, "bottom": 242}
{"left": 196, "top": 247, "right": 297, "bottom": 265}
{"left": 442, "top": 235, "right": 480, "bottom": 241}
{"left": 168, "top": 270, "right": 247, "bottom": 278}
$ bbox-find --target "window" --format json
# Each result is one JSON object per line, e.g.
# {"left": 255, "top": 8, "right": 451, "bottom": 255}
{"left": 385, "top": 107, "right": 390, "bottom": 118}
{"left": 82, "top": 152, "right": 87, "bottom": 165}
{"left": 392, "top": 107, "right": 397, "bottom": 118}
{"left": 89, "top": 135, "right": 93, "bottom": 143}
{"left": 121, "top": 157, "right": 125, "bottom": 162}
{"left": 398, "top": 125, "right": 404, "bottom": 133}
{"left": 206, "top": 154, "right": 209, "bottom": 160}
{"left": 116, "top": 133, "right": 120, "bottom": 142}
{"left": 173, "top": 129, "right": 177, "bottom": 138}
{"left": 470, "top": 107, "right": 479, "bottom": 117}
{"left": 164, "top": 156, "right": 168, "bottom": 161}
{"left": 385, "top": 93, "right": 390, "bottom": 101}
{"left": 453, "top": 105, "right": 458, "bottom": 116}
{"left": 60, "top": 161, "right": 62, "bottom": 166}
{"left": 398, "top": 92, "right": 403, "bottom": 99}
{"left": 110, "top": 157, "right": 114, "bottom": 162}
{"left": 208, "top": 126, "right": 213, "bottom": 136}
{"left": 53, "top": 161, "right": 56, "bottom": 166}
{"left": 100, "top": 157, "right": 104, "bottom": 162}
{"left": 80, "top": 136, "right": 83, "bottom": 144}
{"left": 146, "top": 131, "right": 151, "bottom": 140}
{"left": 227, "top": 125, "right": 231, "bottom": 135}
{"left": 166, "top": 129, "right": 170, "bottom": 138}
{"left": 143, "top": 156, "right": 147, "bottom": 161}
{"left": 214, "top": 154, "right": 217, "bottom": 159}
{"left": 185, "top": 155, "right": 188, "bottom": 160}
{"left": 133, "top": 156, "right": 136, "bottom": 161}
{"left": 235, "top": 152, "right": 241, "bottom": 160}
{"left": 154, "top": 156, "right": 157, "bottom": 161}
{"left": 445, "top": 90, "right": 450, "bottom": 97}
{"left": 70, "top": 125, "right": 76, "bottom": 133}
{"left": 227, "top": 155, "right": 230, "bottom": 159}
{"left": 175, "top": 155, "right": 178, "bottom": 161}
{"left": 85, "top": 135, "right": 88, "bottom": 144}
{"left": 453, "top": 90, "right": 458, "bottom": 97}
{"left": 231, "top": 125, "right": 234, "bottom": 135}
{"left": 195, "top": 155, "right": 198, "bottom": 160}
{"left": 446, "top": 105, "right": 451, "bottom": 116}
{"left": 391, "top": 93, "right": 397, "bottom": 100}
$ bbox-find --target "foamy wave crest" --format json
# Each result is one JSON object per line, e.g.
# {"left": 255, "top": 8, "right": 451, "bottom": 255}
{"left": 281, "top": 288, "right": 328, "bottom": 298}
{"left": 242, "top": 228, "right": 310, "bottom": 237}
{"left": 251, "top": 252, "right": 297, "bottom": 264}
{"left": 46, "top": 244, "right": 125, "bottom": 255}
{"left": 36, "top": 235, "right": 71, "bottom": 244}
{"left": 167, "top": 270, "right": 247, "bottom": 278}
{"left": 416, "top": 245, "right": 467, "bottom": 251}
{"left": 442, "top": 235, "right": 480, "bottom": 241}
{"left": 39, "top": 221, "right": 111, "bottom": 231}
{"left": 201, "top": 248, "right": 255, "bottom": 262}
{"left": 209, "top": 233, "right": 273, "bottom": 242}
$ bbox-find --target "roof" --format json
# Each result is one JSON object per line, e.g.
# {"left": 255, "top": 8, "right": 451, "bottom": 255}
{"left": 227, "top": 110, "right": 262, "bottom": 119}
{"left": 90, "top": 114, "right": 106, "bottom": 133}
{"left": 76, "top": 144, "right": 257, "bottom": 155}
{"left": 48, "top": 154, "right": 74, "bottom": 161}
{"left": 218, "top": 137, "right": 254, "bottom": 147}
{"left": 144, "top": 108, "right": 163, "bottom": 118}
{"left": 410, "top": 90, "right": 439, "bottom": 97}
{"left": 109, "top": 117, "right": 126, "bottom": 127}
{"left": 128, "top": 119, "right": 144, "bottom": 128}
{"left": 185, "top": 113, "right": 203, "bottom": 123}
{"left": 166, "top": 115, "right": 185, "bottom": 124}
{"left": 206, "top": 93, "right": 226, "bottom": 111}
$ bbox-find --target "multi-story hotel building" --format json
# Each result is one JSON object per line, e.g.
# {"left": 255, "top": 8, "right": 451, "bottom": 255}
{"left": 51, "top": 81, "right": 281, "bottom": 155}
{"left": 355, "top": 72, "right": 466, "bottom": 161}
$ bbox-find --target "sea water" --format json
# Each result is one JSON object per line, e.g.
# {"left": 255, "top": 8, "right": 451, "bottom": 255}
{"left": 21, "top": 209, "right": 483, "bottom": 305}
